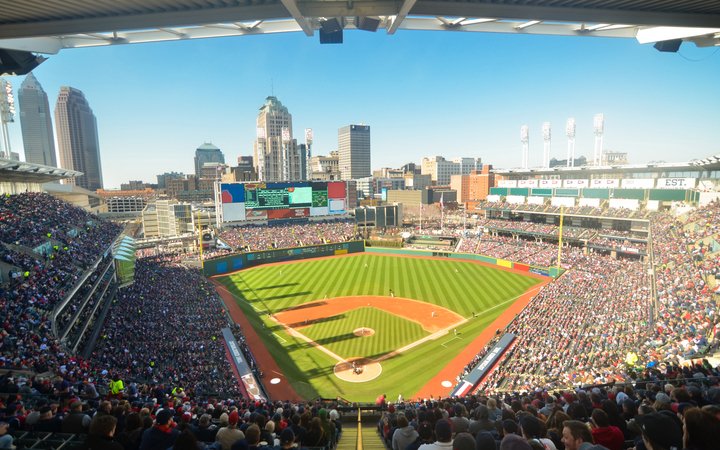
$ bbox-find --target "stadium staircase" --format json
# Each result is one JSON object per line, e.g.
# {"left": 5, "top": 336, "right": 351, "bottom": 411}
{"left": 337, "top": 409, "right": 387, "bottom": 450}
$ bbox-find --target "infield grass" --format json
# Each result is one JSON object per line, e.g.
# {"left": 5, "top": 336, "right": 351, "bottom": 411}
{"left": 217, "top": 253, "right": 540, "bottom": 401}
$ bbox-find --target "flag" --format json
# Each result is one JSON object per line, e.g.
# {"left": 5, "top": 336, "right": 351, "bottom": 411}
{"left": 440, "top": 192, "right": 444, "bottom": 209}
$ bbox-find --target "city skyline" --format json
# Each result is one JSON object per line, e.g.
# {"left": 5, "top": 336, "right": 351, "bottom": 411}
{"left": 18, "top": 73, "right": 56, "bottom": 167}
{"left": 1, "top": 30, "right": 719, "bottom": 188}
{"left": 55, "top": 86, "right": 103, "bottom": 190}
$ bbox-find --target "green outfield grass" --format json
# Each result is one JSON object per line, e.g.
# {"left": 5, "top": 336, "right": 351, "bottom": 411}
{"left": 217, "top": 253, "right": 541, "bottom": 401}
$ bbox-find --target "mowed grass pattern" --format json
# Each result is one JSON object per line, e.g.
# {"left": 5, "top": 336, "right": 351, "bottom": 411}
{"left": 222, "top": 254, "right": 538, "bottom": 316}
{"left": 300, "top": 308, "right": 429, "bottom": 359}
{"left": 217, "top": 254, "right": 541, "bottom": 400}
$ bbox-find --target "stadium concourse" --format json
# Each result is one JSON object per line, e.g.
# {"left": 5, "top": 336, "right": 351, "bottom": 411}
{"left": 2, "top": 193, "right": 720, "bottom": 449}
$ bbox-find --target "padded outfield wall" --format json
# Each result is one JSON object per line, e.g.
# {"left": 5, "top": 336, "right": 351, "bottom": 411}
{"left": 204, "top": 240, "right": 562, "bottom": 278}
{"left": 203, "top": 240, "right": 366, "bottom": 276}
{"left": 364, "top": 247, "right": 562, "bottom": 278}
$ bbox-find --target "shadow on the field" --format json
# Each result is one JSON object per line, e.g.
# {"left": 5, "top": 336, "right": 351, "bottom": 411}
{"left": 261, "top": 291, "right": 313, "bottom": 301}
{"left": 279, "top": 330, "right": 387, "bottom": 353}
{"left": 254, "top": 282, "right": 299, "bottom": 291}
{"left": 284, "top": 314, "right": 345, "bottom": 328}
{"left": 281, "top": 301, "right": 328, "bottom": 312}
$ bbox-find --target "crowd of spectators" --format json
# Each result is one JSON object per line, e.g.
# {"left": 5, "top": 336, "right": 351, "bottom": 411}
{"left": 4, "top": 191, "right": 720, "bottom": 450}
{"left": 375, "top": 376, "right": 720, "bottom": 450}
{"left": 217, "top": 221, "right": 357, "bottom": 254}
{"left": 88, "top": 254, "right": 250, "bottom": 398}
{"left": 480, "top": 202, "right": 652, "bottom": 220}
{"left": 0, "top": 381, "right": 345, "bottom": 450}
{"left": 3, "top": 365, "right": 720, "bottom": 450}
{"left": 454, "top": 201, "right": 720, "bottom": 396}
{"left": 1, "top": 193, "right": 121, "bottom": 378}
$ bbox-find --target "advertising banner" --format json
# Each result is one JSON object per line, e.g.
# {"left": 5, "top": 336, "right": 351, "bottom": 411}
{"left": 450, "top": 333, "right": 516, "bottom": 396}
{"left": 621, "top": 178, "right": 655, "bottom": 189}
{"left": 656, "top": 178, "right": 696, "bottom": 189}
{"left": 498, "top": 180, "right": 517, "bottom": 188}
{"left": 591, "top": 178, "right": 620, "bottom": 188}
{"left": 539, "top": 179, "right": 561, "bottom": 188}
{"left": 563, "top": 179, "right": 589, "bottom": 188}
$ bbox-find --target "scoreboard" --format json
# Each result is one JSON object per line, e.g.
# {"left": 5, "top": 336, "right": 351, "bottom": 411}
{"left": 216, "top": 181, "right": 348, "bottom": 223}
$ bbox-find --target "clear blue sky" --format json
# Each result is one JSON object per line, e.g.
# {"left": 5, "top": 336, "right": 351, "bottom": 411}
{"left": 5, "top": 29, "right": 720, "bottom": 189}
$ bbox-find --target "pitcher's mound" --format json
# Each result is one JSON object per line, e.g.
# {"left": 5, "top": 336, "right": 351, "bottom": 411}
{"left": 334, "top": 357, "right": 382, "bottom": 382}
{"left": 353, "top": 327, "right": 375, "bottom": 337}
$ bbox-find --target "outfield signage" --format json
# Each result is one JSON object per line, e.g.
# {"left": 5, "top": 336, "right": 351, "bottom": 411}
{"left": 204, "top": 240, "right": 365, "bottom": 276}
{"left": 656, "top": 178, "right": 696, "bottom": 189}
{"left": 563, "top": 179, "right": 589, "bottom": 188}
{"left": 591, "top": 178, "right": 620, "bottom": 188}
{"left": 221, "top": 327, "right": 266, "bottom": 401}
{"left": 450, "top": 333, "right": 516, "bottom": 397}
{"left": 621, "top": 178, "right": 655, "bottom": 189}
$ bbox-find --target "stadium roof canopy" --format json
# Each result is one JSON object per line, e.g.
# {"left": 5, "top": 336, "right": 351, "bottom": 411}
{"left": 0, "top": 158, "right": 82, "bottom": 183}
{"left": 0, "top": 0, "right": 718, "bottom": 55}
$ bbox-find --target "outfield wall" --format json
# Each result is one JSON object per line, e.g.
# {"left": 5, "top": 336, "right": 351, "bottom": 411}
{"left": 365, "top": 247, "right": 562, "bottom": 278}
{"left": 205, "top": 241, "right": 560, "bottom": 278}
{"left": 204, "top": 240, "right": 365, "bottom": 276}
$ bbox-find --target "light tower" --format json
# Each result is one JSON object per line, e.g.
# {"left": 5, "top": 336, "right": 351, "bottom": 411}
{"left": 0, "top": 78, "right": 15, "bottom": 159}
{"left": 520, "top": 125, "right": 529, "bottom": 169}
{"left": 566, "top": 118, "right": 576, "bottom": 167}
{"left": 542, "top": 122, "right": 551, "bottom": 168}
{"left": 305, "top": 128, "right": 313, "bottom": 181}
{"left": 256, "top": 126, "right": 266, "bottom": 181}
{"left": 593, "top": 113, "right": 604, "bottom": 166}
{"left": 281, "top": 127, "right": 290, "bottom": 181}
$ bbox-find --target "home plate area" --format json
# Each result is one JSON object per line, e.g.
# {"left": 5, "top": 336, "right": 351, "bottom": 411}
{"left": 273, "top": 296, "right": 467, "bottom": 384}
{"left": 333, "top": 357, "right": 382, "bottom": 382}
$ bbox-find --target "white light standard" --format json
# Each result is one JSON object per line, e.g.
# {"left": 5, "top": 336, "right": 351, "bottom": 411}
{"left": 566, "top": 118, "right": 576, "bottom": 167}
{"left": 542, "top": 122, "right": 551, "bottom": 169}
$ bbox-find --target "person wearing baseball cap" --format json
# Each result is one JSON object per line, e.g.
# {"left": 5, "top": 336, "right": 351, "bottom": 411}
{"left": 139, "top": 409, "right": 179, "bottom": 450}
{"left": 633, "top": 412, "right": 682, "bottom": 450}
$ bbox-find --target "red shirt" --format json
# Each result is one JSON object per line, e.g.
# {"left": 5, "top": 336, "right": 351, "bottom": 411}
{"left": 591, "top": 425, "right": 624, "bottom": 450}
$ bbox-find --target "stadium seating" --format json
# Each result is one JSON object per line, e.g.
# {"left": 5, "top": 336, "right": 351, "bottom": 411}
{"left": 2, "top": 193, "right": 720, "bottom": 449}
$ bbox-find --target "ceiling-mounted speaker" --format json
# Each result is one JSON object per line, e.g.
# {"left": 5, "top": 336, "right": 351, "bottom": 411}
{"left": 320, "top": 18, "right": 343, "bottom": 44}
{"left": 0, "top": 49, "right": 46, "bottom": 75}
{"left": 356, "top": 17, "right": 380, "bottom": 32}
{"left": 653, "top": 39, "right": 682, "bottom": 53}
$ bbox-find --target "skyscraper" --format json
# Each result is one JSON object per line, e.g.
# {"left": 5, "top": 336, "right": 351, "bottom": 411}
{"left": 338, "top": 124, "right": 371, "bottom": 180}
{"left": 194, "top": 143, "right": 225, "bottom": 179}
{"left": 253, "top": 96, "right": 302, "bottom": 181}
{"left": 18, "top": 73, "right": 56, "bottom": 167}
{"left": 55, "top": 87, "right": 103, "bottom": 190}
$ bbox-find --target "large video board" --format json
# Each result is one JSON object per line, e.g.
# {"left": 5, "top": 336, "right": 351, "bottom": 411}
{"left": 217, "top": 181, "right": 347, "bottom": 223}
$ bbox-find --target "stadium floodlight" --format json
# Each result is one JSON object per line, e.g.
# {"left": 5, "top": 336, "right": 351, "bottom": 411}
{"left": 593, "top": 113, "right": 604, "bottom": 166}
{"left": 281, "top": 127, "right": 290, "bottom": 181}
{"left": 0, "top": 78, "right": 15, "bottom": 159}
{"left": 542, "top": 122, "right": 551, "bottom": 169}
{"left": 520, "top": 125, "right": 529, "bottom": 169}
{"left": 305, "top": 128, "right": 313, "bottom": 181}
{"left": 565, "top": 118, "right": 576, "bottom": 167}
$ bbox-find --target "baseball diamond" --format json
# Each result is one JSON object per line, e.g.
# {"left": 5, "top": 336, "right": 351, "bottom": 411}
{"left": 214, "top": 252, "right": 544, "bottom": 401}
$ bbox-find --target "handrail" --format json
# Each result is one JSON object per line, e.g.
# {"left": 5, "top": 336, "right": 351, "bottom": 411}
{"left": 356, "top": 408, "right": 362, "bottom": 450}
{"left": 57, "top": 257, "right": 114, "bottom": 341}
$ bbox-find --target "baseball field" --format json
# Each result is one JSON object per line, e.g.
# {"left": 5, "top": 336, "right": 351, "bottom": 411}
{"left": 214, "top": 253, "right": 544, "bottom": 401}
